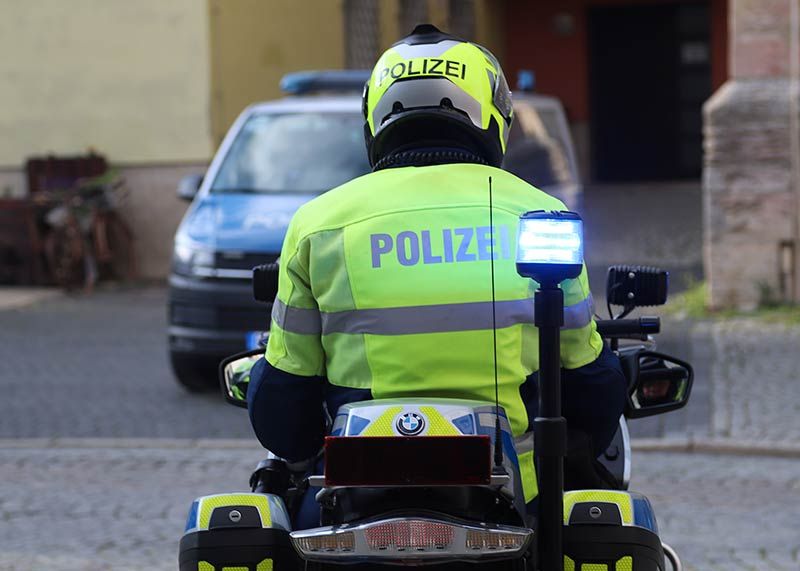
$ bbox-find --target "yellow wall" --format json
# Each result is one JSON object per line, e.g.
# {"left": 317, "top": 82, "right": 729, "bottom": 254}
{"left": 475, "top": 0, "right": 507, "bottom": 62}
{"left": 379, "top": 0, "right": 401, "bottom": 52}
{"left": 377, "top": 1, "right": 506, "bottom": 62}
{"left": 0, "top": 0, "right": 211, "bottom": 167}
{"left": 0, "top": 0, "right": 502, "bottom": 167}
{"left": 209, "top": 0, "right": 345, "bottom": 144}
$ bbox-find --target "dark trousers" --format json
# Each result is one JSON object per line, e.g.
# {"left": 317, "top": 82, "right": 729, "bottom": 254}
{"left": 257, "top": 346, "right": 627, "bottom": 529}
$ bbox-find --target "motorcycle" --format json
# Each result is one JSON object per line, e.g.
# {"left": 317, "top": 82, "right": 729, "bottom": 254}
{"left": 179, "top": 212, "right": 692, "bottom": 571}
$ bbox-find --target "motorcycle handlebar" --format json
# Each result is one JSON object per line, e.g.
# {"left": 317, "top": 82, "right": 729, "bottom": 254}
{"left": 595, "top": 317, "right": 661, "bottom": 337}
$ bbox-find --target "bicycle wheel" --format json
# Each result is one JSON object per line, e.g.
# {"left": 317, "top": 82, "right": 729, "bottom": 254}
{"left": 44, "top": 222, "right": 86, "bottom": 290}
{"left": 94, "top": 211, "right": 136, "bottom": 281}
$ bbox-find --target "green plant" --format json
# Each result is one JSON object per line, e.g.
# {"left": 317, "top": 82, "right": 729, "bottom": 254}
{"left": 663, "top": 279, "right": 800, "bottom": 324}
{"left": 662, "top": 279, "right": 710, "bottom": 319}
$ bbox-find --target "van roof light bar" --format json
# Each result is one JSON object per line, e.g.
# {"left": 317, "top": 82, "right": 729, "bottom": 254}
{"left": 280, "top": 70, "right": 371, "bottom": 95}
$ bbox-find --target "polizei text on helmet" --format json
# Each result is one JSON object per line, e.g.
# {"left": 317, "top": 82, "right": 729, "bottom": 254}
{"left": 376, "top": 58, "right": 467, "bottom": 87}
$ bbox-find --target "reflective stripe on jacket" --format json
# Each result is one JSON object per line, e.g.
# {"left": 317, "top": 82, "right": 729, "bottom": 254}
{"left": 265, "top": 163, "right": 603, "bottom": 501}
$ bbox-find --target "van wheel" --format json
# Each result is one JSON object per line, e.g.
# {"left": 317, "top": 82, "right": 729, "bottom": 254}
{"left": 170, "top": 352, "right": 220, "bottom": 392}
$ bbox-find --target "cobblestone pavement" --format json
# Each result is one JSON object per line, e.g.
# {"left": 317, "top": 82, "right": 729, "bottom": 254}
{"left": 1, "top": 286, "right": 798, "bottom": 570}
{"left": 0, "top": 446, "right": 264, "bottom": 571}
{"left": 632, "top": 451, "right": 800, "bottom": 571}
{"left": 0, "top": 286, "right": 716, "bottom": 442}
{"left": 0, "top": 286, "right": 254, "bottom": 439}
{"left": 0, "top": 446, "right": 797, "bottom": 571}
{"left": 0, "top": 286, "right": 716, "bottom": 443}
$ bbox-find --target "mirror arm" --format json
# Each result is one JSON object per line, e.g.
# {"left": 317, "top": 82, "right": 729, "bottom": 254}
{"left": 613, "top": 304, "right": 635, "bottom": 320}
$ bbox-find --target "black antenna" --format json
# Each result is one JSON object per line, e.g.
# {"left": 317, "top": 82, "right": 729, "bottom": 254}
{"left": 488, "top": 176, "right": 504, "bottom": 469}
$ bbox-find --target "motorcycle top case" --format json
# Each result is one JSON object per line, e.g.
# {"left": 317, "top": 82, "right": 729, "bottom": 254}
{"left": 562, "top": 490, "right": 665, "bottom": 571}
{"left": 179, "top": 493, "right": 298, "bottom": 571}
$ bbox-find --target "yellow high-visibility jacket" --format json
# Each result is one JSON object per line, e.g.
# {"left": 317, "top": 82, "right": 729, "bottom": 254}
{"left": 266, "top": 163, "right": 602, "bottom": 501}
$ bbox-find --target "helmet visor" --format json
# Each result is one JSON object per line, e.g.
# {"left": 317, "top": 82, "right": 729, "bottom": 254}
{"left": 492, "top": 70, "right": 513, "bottom": 125}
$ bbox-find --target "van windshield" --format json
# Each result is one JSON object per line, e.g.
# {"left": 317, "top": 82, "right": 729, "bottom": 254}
{"left": 211, "top": 112, "right": 371, "bottom": 194}
{"left": 503, "top": 101, "right": 579, "bottom": 190}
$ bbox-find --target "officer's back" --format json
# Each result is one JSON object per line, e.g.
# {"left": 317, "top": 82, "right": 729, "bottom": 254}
{"left": 270, "top": 162, "right": 590, "bottom": 442}
{"left": 250, "top": 25, "right": 624, "bottom": 520}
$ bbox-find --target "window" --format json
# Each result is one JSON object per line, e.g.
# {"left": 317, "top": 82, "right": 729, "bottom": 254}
{"left": 212, "top": 112, "right": 371, "bottom": 194}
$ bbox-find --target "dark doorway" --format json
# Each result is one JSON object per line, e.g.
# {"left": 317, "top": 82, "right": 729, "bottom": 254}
{"left": 588, "top": 3, "right": 711, "bottom": 182}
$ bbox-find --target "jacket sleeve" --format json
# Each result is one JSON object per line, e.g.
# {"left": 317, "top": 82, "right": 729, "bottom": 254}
{"left": 255, "top": 216, "right": 327, "bottom": 460}
{"left": 559, "top": 264, "right": 603, "bottom": 369}
{"left": 265, "top": 216, "right": 326, "bottom": 377}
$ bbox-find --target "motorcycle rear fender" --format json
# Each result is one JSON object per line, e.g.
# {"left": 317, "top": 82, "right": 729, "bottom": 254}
{"left": 328, "top": 398, "right": 526, "bottom": 510}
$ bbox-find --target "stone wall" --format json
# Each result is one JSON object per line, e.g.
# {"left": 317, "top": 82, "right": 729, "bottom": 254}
{"left": 708, "top": 318, "right": 800, "bottom": 443}
{"left": 703, "top": 0, "right": 800, "bottom": 310}
{"left": 704, "top": 79, "right": 796, "bottom": 309}
{"left": 631, "top": 316, "right": 800, "bottom": 445}
{"left": 116, "top": 163, "right": 204, "bottom": 280}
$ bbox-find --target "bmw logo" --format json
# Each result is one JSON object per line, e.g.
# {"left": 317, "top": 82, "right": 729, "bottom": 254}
{"left": 396, "top": 412, "right": 425, "bottom": 436}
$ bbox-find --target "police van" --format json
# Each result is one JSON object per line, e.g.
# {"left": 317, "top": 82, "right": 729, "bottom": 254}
{"left": 168, "top": 70, "right": 582, "bottom": 390}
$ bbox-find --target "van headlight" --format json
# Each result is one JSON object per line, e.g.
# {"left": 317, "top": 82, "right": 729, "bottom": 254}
{"left": 173, "top": 242, "right": 215, "bottom": 277}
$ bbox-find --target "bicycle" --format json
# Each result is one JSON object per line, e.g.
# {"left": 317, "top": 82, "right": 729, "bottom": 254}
{"left": 37, "top": 171, "right": 136, "bottom": 292}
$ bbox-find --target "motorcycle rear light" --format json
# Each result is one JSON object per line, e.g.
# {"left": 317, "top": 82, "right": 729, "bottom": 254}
{"left": 466, "top": 529, "right": 528, "bottom": 551}
{"left": 293, "top": 531, "right": 355, "bottom": 553}
{"left": 364, "top": 520, "right": 455, "bottom": 551}
{"left": 290, "top": 518, "right": 534, "bottom": 564}
{"left": 324, "top": 435, "right": 491, "bottom": 487}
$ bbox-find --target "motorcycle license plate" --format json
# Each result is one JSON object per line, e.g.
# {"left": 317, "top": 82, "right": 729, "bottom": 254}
{"left": 245, "top": 331, "right": 268, "bottom": 350}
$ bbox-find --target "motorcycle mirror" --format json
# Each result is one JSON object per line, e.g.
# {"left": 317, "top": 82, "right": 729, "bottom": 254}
{"left": 218, "top": 349, "right": 264, "bottom": 409}
{"left": 606, "top": 266, "right": 668, "bottom": 310}
{"left": 626, "top": 351, "right": 693, "bottom": 419}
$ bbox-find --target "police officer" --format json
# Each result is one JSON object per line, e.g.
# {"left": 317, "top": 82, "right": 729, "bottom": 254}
{"left": 248, "top": 24, "right": 626, "bottom": 526}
